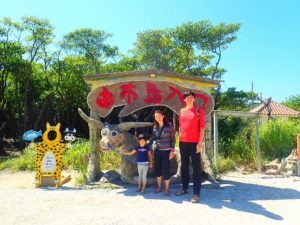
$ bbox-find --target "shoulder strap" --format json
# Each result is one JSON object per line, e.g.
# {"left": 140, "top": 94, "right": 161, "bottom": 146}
{"left": 196, "top": 106, "right": 201, "bottom": 130}
{"left": 156, "top": 124, "right": 165, "bottom": 140}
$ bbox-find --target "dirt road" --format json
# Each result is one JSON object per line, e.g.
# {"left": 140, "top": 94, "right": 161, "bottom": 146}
{"left": 0, "top": 171, "right": 300, "bottom": 225}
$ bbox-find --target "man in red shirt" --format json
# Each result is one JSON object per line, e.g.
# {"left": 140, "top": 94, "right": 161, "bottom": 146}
{"left": 176, "top": 90, "right": 205, "bottom": 203}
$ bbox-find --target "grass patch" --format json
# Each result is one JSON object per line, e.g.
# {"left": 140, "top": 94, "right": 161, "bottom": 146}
{"left": 0, "top": 147, "right": 36, "bottom": 171}
{"left": 63, "top": 140, "right": 90, "bottom": 185}
{"left": 213, "top": 155, "right": 235, "bottom": 175}
{"left": 100, "top": 150, "right": 122, "bottom": 170}
{"left": 99, "top": 182, "right": 122, "bottom": 189}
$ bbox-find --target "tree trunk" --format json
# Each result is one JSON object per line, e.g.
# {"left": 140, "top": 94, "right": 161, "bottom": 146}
{"left": 78, "top": 109, "right": 103, "bottom": 183}
{"left": 0, "top": 122, "right": 6, "bottom": 156}
{"left": 0, "top": 134, "right": 5, "bottom": 156}
{"left": 23, "top": 80, "right": 30, "bottom": 133}
{"left": 87, "top": 123, "right": 100, "bottom": 182}
{"left": 34, "top": 98, "right": 49, "bottom": 130}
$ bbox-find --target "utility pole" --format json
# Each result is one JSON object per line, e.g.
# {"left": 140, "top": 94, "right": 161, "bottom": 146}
{"left": 251, "top": 82, "right": 254, "bottom": 109}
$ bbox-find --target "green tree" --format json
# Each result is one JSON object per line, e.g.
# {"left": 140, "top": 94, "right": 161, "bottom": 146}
{"left": 283, "top": 95, "right": 300, "bottom": 112}
{"left": 50, "top": 55, "right": 89, "bottom": 127}
{"left": 132, "top": 21, "right": 240, "bottom": 80}
{"left": 216, "top": 87, "right": 255, "bottom": 111}
{"left": 133, "top": 29, "right": 180, "bottom": 70}
{"left": 0, "top": 17, "right": 24, "bottom": 120}
{"left": 61, "top": 28, "right": 118, "bottom": 74}
{"left": 100, "top": 55, "right": 142, "bottom": 73}
{"left": 0, "top": 17, "right": 27, "bottom": 154}
{"left": 21, "top": 16, "right": 54, "bottom": 132}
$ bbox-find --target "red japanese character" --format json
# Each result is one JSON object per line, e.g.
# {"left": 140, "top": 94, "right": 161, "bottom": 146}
{"left": 95, "top": 87, "right": 114, "bottom": 109}
{"left": 120, "top": 83, "right": 138, "bottom": 104}
{"left": 166, "top": 86, "right": 185, "bottom": 105}
{"left": 144, "top": 82, "right": 162, "bottom": 104}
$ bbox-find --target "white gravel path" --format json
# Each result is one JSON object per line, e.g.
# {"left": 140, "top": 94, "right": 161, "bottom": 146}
{"left": 1, "top": 171, "right": 300, "bottom": 225}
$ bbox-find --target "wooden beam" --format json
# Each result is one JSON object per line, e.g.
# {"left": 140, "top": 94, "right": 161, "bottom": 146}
{"left": 213, "top": 112, "right": 219, "bottom": 173}
{"left": 297, "top": 134, "right": 300, "bottom": 159}
{"left": 255, "top": 117, "right": 262, "bottom": 172}
{"left": 214, "top": 110, "right": 259, "bottom": 118}
{"left": 297, "top": 134, "right": 300, "bottom": 176}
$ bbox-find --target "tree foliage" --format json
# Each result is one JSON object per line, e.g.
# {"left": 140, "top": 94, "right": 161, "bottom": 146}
{"left": 61, "top": 28, "right": 118, "bottom": 73}
{"left": 133, "top": 21, "right": 241, "bottom": 80}
{"left": 216, "top": 87, "right": 256, "bottom": 111}
{"left": 283, "top": 95, "right": 300, "bottom": 111}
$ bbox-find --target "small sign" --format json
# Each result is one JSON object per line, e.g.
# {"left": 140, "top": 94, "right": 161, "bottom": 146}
{"left": 41, "top": 152, "right": 56, "bottom": 173}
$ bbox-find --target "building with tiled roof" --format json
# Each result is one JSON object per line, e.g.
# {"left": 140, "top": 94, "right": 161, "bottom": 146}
{"left": 250, "top": 98, "right": 300, "bottom": 123}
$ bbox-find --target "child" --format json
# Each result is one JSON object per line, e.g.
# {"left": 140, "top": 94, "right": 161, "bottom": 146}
{"left": 121, "top": 134, "right": 153, "bottom": 194}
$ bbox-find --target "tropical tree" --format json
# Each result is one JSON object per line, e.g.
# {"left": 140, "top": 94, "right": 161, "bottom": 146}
{"left": 100, "top": 55, "right": 142, "bottom": 73}
{"left": 283, "top": 95, "right": 300, "bottom": 112}
{"left": 216, "top": 87, "right": 256, "bottom": 111}
{"left": 133, "top": 21, "right": 240, "bottom": 79}
{"left": 61, "top": 28, "right": 118, "bottom": 74}
{"left": 50, "top": 55, "right": 90, "bottom": 127}
{"left": 21, "top": 16, "right": 54, "bottom": 132}
{"left": 0, "top": 18, "right": 26, "bottom": 154}
{"left": 133, "top": 29, "right": 180, "bottom": 70}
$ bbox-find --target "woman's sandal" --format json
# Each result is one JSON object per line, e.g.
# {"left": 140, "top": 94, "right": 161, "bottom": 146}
{"left": 175, "top": 189, "right": 188, "bottom": 196}
{"left": 154, "top": 188, "right": 161, "bottom": 194}
{"left": 191, "top": 194, "right": 200, "bottom": 203}
{"left": 164, "top": 190, "right": 170, "bottom": 197}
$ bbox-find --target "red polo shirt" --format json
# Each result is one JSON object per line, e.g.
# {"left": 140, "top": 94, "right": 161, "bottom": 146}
{"left": 179, "top": 106, "right": 205, "bottom": 143}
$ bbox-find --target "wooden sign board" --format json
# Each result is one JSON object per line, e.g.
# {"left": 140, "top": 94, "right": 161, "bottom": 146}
{"left": 83, "top": 69, "right": 219, "bottom": 118}
{"left": 88, "top": 80, "right": 214, "bottom": 117}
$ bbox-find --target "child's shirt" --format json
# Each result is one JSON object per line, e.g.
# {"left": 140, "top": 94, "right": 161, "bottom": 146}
{"left": 135, "top": 145, "right": 150, "bottom": 165}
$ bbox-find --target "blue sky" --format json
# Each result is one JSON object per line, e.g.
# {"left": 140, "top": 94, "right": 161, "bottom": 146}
{"left": 2, "top": 0, "right": 299, "bottom": 102}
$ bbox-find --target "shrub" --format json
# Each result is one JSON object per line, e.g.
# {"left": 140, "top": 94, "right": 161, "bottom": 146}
{"left": 100, "top": 150, "right": 122, "bottom": 170}
{"left": 228, "top": 137, "right": 256, "bottom": 165}
{"left": 63, "top": 140, "right": 90, "bottom": 172}
{"left": 213, "top": 155, "right": 235, "bottom": 174}
{"left": 0, "top": 147, "right": 36, "bottom": 171}
{"left": 259, "top": 119, "right": 300, "bottom": 159}
{"left": 218, "top": 117, "right": 251, "bottom": 157}
{"left": 218, "top": 121, "right": 257, "bottom": 166}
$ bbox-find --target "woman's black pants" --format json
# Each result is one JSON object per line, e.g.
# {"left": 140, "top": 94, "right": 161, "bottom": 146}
{"left": 154, "top": 149, "right": 171, "bottom": 180}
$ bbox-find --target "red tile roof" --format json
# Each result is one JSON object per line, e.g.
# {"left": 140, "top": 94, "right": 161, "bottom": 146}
{"left": 250, "top": 100, "right": 300, "bottom": 116}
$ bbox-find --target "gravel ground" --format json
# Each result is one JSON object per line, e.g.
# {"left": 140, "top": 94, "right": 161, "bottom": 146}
{"left": 1, "top": 171, "right": 300, "bottom": 225}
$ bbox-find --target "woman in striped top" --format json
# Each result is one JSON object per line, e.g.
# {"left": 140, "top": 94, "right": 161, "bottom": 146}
{"left": 152, "top": 109, "right": 175, "bottom": 196}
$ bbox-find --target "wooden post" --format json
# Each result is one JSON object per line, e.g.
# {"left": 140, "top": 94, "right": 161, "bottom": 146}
{"left": 297, "top": 134, "right": 300, "bottom": 176}
{"left": 87, "top": 110, "right": 100, "bottom": 182}
{"left": 255, "top": 117, "right": 262, "bottom": 172}
{"left": 205, "top": 115, "right": 212, "bottom": 155}
{"left": 297, "top": 134, "right": 300, "bottom": 159}
{"left": 213, "top": 112, "right": 219, "bottom": 173}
